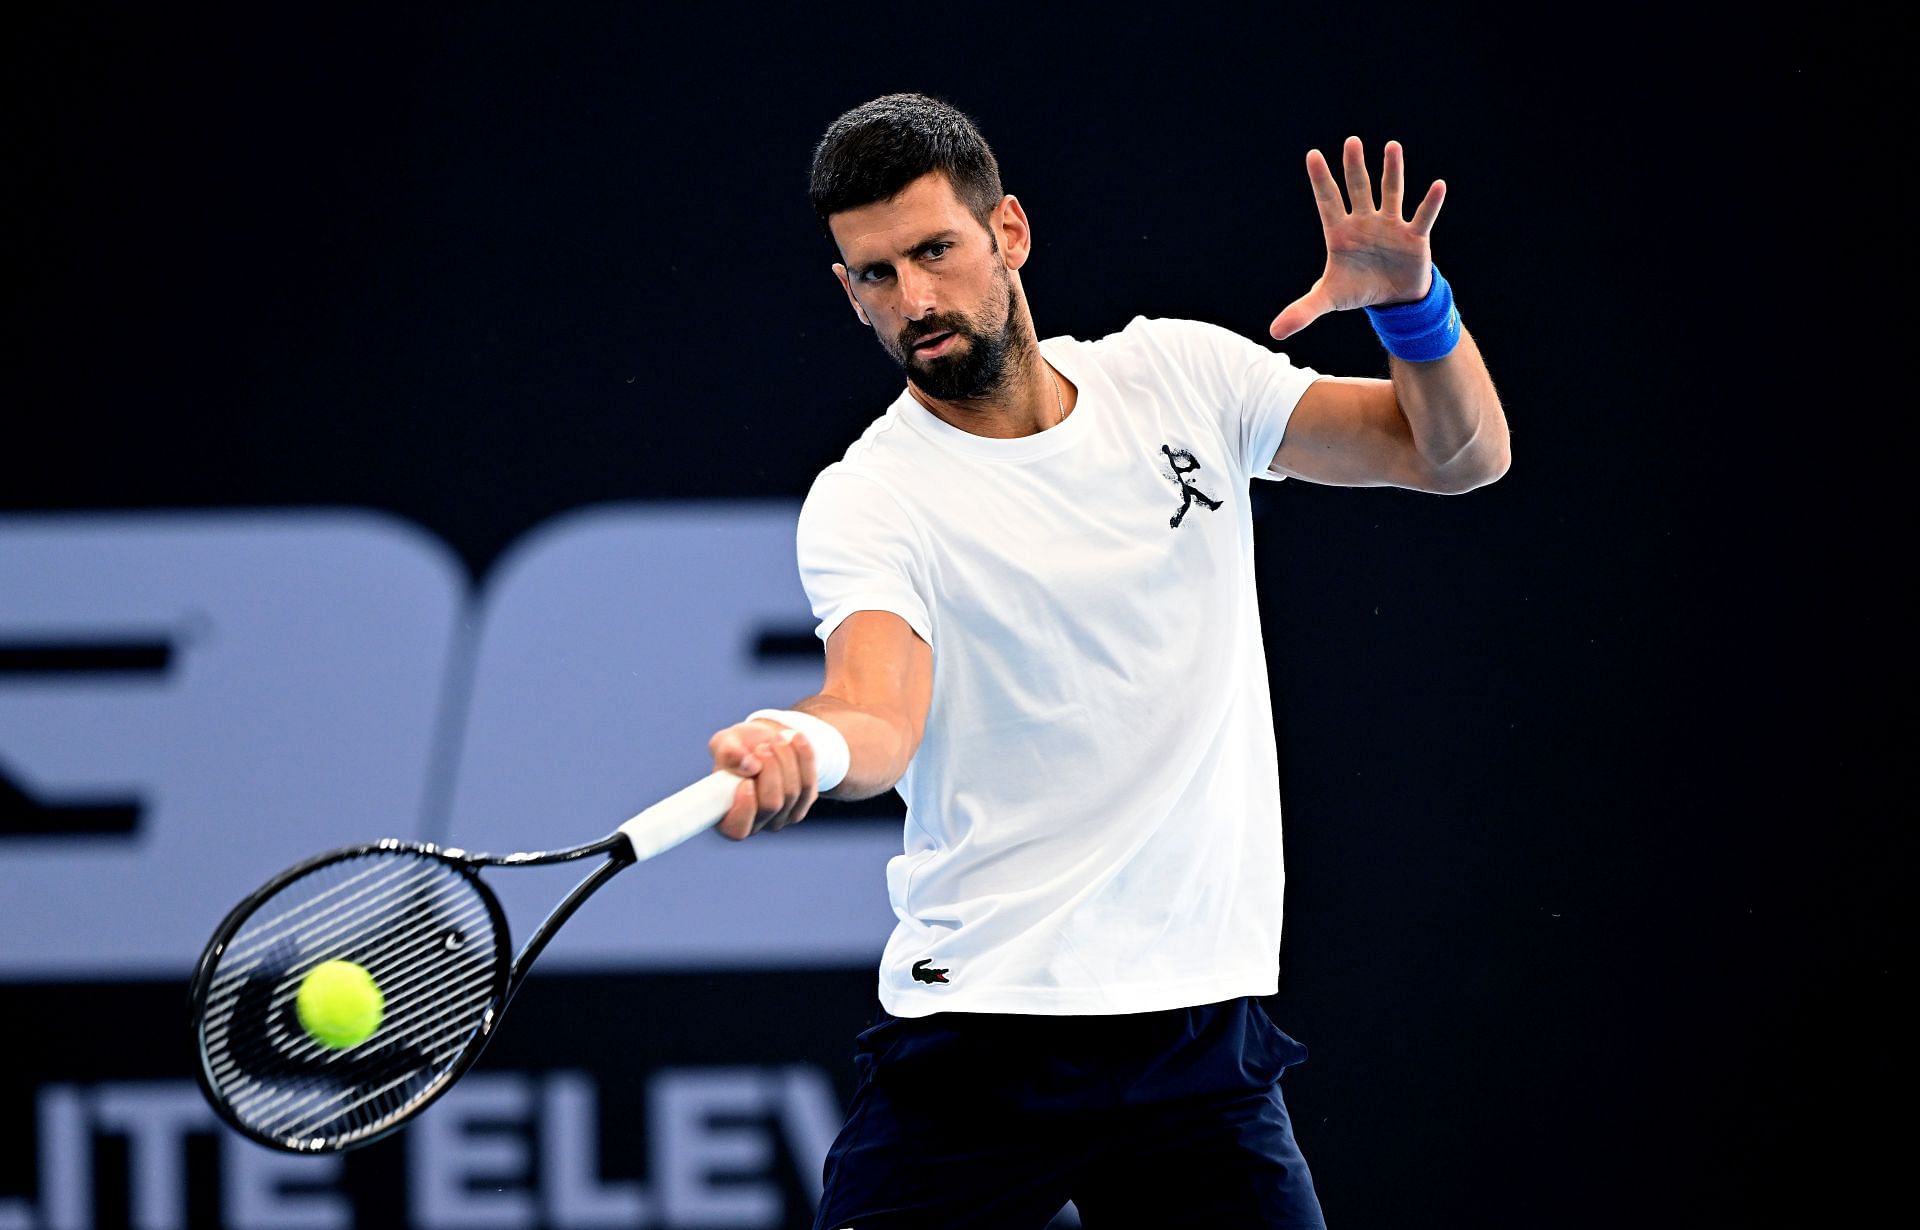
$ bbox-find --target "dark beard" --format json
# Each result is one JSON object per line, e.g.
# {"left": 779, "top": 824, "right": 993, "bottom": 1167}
{"left": 894, "top": 279, "right": 1025, "bottom": 401}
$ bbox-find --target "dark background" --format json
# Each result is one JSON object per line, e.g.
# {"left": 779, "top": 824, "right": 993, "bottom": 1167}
{"left": 4, "top": 5, "right": 1896, "bottom": 1227}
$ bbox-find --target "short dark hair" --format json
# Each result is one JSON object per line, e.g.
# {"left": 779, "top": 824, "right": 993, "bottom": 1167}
{"left": 808, "top": 93, "right": 1004, "bottom": 236}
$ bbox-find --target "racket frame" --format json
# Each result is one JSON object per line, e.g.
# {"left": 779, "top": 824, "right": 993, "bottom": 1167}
{"left": 191, "top": 768, "right": 740, "bottom": 1152}
{"left": 190, "top": 833, "right": 628, "bottom": 1153}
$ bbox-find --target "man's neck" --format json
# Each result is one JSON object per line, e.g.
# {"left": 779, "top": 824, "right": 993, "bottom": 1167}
{"left": 907, "top": 341, "right": 1064, "bottom": 440}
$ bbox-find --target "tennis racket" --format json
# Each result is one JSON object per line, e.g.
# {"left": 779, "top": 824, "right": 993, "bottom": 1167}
{"left": 189, "top": 769, "right": 742, "bottom": 1153}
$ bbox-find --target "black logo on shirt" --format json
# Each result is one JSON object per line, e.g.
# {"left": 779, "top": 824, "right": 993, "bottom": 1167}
{"left": 911, "top": 958, "right": 950, "bottom": 984}
{"left": 1160, "top": 445, "right": 1222, "bottom": 528}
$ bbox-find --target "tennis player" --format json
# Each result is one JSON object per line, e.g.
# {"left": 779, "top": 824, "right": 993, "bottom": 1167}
{"left": 707, "top": 93, "right": 1508, "bottom": 1229}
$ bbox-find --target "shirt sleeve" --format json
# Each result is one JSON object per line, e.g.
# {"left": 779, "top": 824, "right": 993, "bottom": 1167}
{"left": 795, "top": 466, "right": 934, "bottom": 646}
{"left": 1126, "top": 317, "right": 1323, "bottom": 483}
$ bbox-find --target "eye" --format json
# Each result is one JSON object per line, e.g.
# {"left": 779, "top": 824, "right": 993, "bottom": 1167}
{"left": 924, "top": 242, "right": 951, "bottom": 259}
{"left": 857, "top": 266, "right": 892, "bottom": 284}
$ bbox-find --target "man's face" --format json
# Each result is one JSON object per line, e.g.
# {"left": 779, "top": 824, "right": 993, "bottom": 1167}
{"left": 829, "top": 172, "right": 1030, "bottom": 400}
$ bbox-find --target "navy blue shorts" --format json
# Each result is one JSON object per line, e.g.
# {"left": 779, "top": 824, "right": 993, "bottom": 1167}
{"left": 813, "top": 997, "right": 1326, "bottom": 1229}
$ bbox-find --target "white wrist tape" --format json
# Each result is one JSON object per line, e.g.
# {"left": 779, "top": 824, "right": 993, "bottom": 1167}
{"left": 745, "top": 708, "right": 850, "bottom": 792}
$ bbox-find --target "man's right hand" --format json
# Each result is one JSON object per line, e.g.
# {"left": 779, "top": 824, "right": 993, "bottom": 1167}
{"left": 711, "top": 611, "right": 933, "bottom": 841}
{"left": 709, "top": 719, "right": 818, "bottom": 840}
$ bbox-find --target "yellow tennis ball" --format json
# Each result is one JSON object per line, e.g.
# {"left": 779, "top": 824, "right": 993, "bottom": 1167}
{"left": 295, "top": 959, "right": 385, "bottom": 1049}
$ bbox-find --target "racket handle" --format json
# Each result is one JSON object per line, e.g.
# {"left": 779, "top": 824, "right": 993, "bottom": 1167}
{"left": 615, "top": 770, "right": 742, "bottom": 861}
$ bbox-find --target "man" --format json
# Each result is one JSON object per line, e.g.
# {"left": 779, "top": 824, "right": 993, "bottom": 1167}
{"left": 705, "top": 93, "right": 1507, "bottom": 1229}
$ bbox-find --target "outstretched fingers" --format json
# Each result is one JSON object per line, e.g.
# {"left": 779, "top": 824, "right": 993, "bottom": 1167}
{"left": 1341, "top": 135, "right": 1374, "bottom": 213}
{"left": 1410, "top": 178, "right": 1447, "bottom": 237}
{"left": 1285, "top": 137, "right": 1445, "bottom": 338}
{"left": 1304, "top": 148, "right": 1346, "bottom": 228}
{"left": 1381, "top": 140, "right": 1405, "bottom": 218}
{"left": 1271, "top": 282, "right": 1333, "bottom": 341}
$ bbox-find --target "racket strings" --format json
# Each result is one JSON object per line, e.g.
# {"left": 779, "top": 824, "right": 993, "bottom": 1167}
{"left": 214, "top": 875, "right": 490, "bottom": 1051}
{"left": 207, "top": 868, "right": 470, "bottom": 1013}
{"left": 216, "top": 856, "right": 422, "bottom": 965}
{"left": 196, "top": 851, "right": 506, "bottom": 1149}
{"left": 211, "top": 871, "right": 497, "bottom": 1140}
{"left": 208, "top": 893, "right": 491, "bottom": 1075}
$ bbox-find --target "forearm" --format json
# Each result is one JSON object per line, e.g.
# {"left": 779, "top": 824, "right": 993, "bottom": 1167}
{"left": 788, "top": 693, "right": 918, "bottom": 800}
{"left": 717, "top": 613, "right": 928, "bottom": 835}
{"left": 1389, "top": 328, "right": 1510, "bottom": 493}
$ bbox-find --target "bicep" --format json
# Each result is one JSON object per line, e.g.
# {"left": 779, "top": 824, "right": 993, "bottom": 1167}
{"left": 1266, "top": 376, "right": 1433, "bottom": 489}
{"left": 821, "top": 609, "right": 933, "bottom": 751}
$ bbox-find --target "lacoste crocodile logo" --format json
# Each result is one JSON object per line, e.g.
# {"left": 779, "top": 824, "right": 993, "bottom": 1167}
{"left": 911, "top": 958, "right": 950, "bottom": 984}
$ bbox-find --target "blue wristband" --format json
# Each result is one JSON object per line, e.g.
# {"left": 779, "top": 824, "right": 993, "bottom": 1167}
{"left": 1364, "top": 266, "right": 1461, "bottom": 362}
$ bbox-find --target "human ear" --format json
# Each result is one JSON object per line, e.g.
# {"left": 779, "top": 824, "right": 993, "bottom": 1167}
{"left": 831, "top": 263, "right": 872, "bottom": 327}
{"left": 995, "top": 195, "right": 1033, "bottom": 271}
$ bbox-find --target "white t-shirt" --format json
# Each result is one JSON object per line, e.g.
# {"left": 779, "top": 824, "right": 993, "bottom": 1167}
{"left": 796, "top": 315, "right": 1322, "bottom": 1017}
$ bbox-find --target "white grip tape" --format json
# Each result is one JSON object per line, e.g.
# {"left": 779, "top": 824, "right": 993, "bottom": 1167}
{"left": 746, "top": 708, "right": 850, "bottom": 792}
{"left": 615, "top": 770, "right": 742, "bottom": 861}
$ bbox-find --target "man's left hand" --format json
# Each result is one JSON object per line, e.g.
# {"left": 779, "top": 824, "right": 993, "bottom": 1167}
{"left": 1270, "top": 136, "right": 1445, "bottom": 341}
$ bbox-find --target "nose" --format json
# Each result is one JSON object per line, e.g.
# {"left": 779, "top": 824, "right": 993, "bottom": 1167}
{"left": 897, "top": 265, "right": 938, "bottom": 321}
